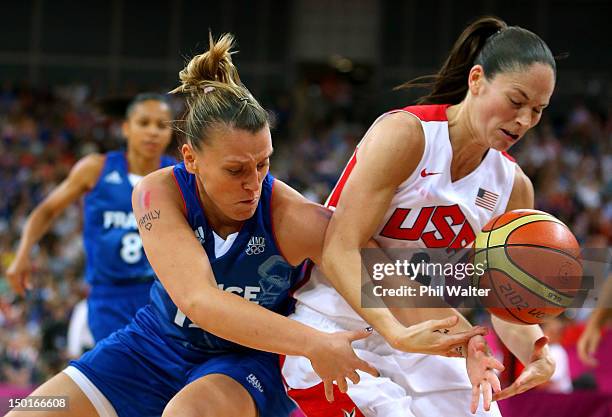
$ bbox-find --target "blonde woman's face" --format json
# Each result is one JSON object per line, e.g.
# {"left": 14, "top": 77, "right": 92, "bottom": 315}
{"left": 471, "top": 63, "right": 555, "bottom": 151}
{"left": 185, "top": 125, "right": 273, "bottom": 222}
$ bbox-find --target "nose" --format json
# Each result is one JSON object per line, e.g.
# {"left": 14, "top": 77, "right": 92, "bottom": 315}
{"left": 242, "top": 168, "right": 260, "bottom": 192}
{"left": 147, "top": 126, "right": 161, "bottom": 137}
{"left": 515, "top": 108, "right": 532, "bottom": 128}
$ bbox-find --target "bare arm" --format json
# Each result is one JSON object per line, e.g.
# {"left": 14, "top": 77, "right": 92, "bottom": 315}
{"left": 270, "top": 179, "right": 332, "bottom": 266}
{"left": 321, "top": 113, "right": 422, "bottom": 342}
{"left": 577, "top": 274, "right": 612, "bottom": 366}
{"left": 7, "top": 154, "right": 104, "bottom": 295}
{"left": 492, "top": 166, "right": 555, "bottom": 401}
{"left": 492, "top": 166, "right": 548, "bottom": 363}
{"left": 585, "top": 277, "right": 612, "bottom": 328}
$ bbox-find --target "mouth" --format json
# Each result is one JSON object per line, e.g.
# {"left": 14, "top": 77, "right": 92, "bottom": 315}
{"left": 239, "top": 197, "right": 258, "bottom": 206}
{"left": 500, "top": 128, "right": 519, "bottom": 141}
{"left": 142, "top": 142, "right": 161, "bottom": 150}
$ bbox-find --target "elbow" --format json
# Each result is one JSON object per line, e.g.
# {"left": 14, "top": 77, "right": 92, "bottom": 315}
{"left": 179, "top": 296, "right": 198, "bottom": 317}
{"left": 175, "top": 292, "right": 212, "bottom": 329}
{"left": 320, "top": 242, "right": 339, "bottom": 275}
{"left": 321, "top": 237, "right": 355, "bottom": 275}
{"left": 34, "top": 202, "right": 57, "bottom": 220}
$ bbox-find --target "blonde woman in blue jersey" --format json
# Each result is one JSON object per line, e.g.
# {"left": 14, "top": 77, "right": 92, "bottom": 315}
{"left": 5, "top": 34, "right": 486, "bottom": 417}
{"left": 6, "top": 93, "right": 175, "bottom": 342}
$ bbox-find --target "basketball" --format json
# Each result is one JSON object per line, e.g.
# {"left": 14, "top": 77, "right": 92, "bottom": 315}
{"left": 472, "top": 209, "right": 582, "bottom": 325}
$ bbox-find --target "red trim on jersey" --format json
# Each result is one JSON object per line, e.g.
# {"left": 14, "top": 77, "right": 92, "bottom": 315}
{"left": 327, "top": 104, "right": 449, "bottom": 210}
{"left": 287, "top": 382, "right": 365, "bottom": 417}
{"left": 401, "top": 104, "right": 451, "bottom": 122}
{"left": 327, "top": 151, "right": 357, "bottom": 209}
{"left": 171, "top": 170, "right": 188, "bottom": 216}
{"left": 290, "top": 260, "right": 315, "bottom": 297}
{"left": 501, "top": 151, "right": 516, "bottom": 162}
{"left": 278, "top": 356, "right": 305, "bottom": 417}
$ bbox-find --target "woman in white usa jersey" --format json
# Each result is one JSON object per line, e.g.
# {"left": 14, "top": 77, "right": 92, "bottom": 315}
{"left": 282, "top": 16, "right": 557, "bottom": 417}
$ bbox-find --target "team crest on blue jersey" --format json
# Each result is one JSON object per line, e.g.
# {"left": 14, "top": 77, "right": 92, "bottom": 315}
{"left": 246, "top": 236, "right": 265, "bottom": 255}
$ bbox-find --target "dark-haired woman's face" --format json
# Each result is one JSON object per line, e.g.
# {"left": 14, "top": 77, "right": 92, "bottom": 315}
{"left": 473, "top": 63, "right": 555, "bottom": 151}
{"left": 123, "top": 100, "right": 173, "bottom": 158}
{"left": 188, "top": 126, "right": 273, "bottom": 223}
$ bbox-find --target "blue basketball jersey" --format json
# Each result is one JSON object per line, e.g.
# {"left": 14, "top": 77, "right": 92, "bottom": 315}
{"left": 148, "top": 162, "right": 304, "bottom": 353}
{"left": 83, "top": 151, "right": 176, "bottom": 285}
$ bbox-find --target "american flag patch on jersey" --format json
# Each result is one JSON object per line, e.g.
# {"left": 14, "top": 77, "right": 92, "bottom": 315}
{"left": 475, "top": 188, "right": 498, "bottom": 211}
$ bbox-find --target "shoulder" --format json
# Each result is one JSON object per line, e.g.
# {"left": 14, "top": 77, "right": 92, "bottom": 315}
{"left": 133, "top": 167, "right": 184, "bottom": 214}
{"left": 74, "top": 153, "right": 106, "bottom": 172}
{"left": 349, "top": 111, "right": 426, "bottom": 190}
{"left": 70, "top": 153, "right": 106, "bottom": 190}
{"left": 271, "top": 179, "right": 329, "bottom": 223}
{"left": 271, "top": 179, "right": 331, "bottom": 265}
{"left": 505, "top": 165, "right": 535, "bottom": 211}
{"left": 359, "top": 111, "right": 424, "bottom": 155}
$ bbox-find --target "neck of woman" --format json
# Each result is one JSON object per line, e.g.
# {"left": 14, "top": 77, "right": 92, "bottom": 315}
{"left": 446, "top": 103, "right": 490, "bottom": 182}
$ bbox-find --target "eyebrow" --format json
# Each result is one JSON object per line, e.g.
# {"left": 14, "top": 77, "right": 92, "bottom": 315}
{"left": 513, "top": 87, "right": 548, "bottom": 108}
{"left": 514, "top": 87, "right": 530, "bottom": 101}
{"left": 224, "top": 149, "right": 274, "bottom": 164}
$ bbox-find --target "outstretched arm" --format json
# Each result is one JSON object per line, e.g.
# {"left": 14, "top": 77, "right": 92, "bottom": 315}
{"left": 6, "top": 154, "right": 104, "bottom": 295}
{"left": 578, "top": 277, "right": 612, "bottom": 366}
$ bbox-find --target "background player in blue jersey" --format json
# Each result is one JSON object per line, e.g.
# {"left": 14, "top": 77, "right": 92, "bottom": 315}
{"left": 4, "top": 34, "right": 484, "bottom": 417}
{"left": 6, "top": 93, "right": 175, "bottom": 342}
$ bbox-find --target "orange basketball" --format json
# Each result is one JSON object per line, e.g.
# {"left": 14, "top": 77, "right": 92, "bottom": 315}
{"left": 472, "top": 209, "right": 582, "bottom": 324}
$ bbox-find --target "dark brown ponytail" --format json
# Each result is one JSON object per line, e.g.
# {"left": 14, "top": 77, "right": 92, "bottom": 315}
{"left": 397, "top": 16, "right": 555, "bottom": 105}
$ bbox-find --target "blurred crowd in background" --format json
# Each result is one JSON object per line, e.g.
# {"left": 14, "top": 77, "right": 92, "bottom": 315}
{"left": 0, "top": 78, "right": 609, "bottom": 391}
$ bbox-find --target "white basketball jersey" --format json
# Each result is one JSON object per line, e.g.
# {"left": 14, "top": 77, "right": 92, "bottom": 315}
{"left": 294, "top": 104, "right": 517, "bottom": 322}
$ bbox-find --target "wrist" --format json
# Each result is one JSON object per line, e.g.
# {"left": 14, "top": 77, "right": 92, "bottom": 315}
{"left": 301, "top": 329, "right": 328, "bottom": 359}
{"left": 540, "top": 349, "right": 556, "bottom": 374}
{"left": 532, "top": 341, "right": 551, "bottom": 360}
{"left": 14, "top": 245, "right": 31, "bottom": 260}
{"left": 466, "top": 334, "right": 494, "bottom": 359}
{"left": 378, "top": 318, "right": 408, "bottom": 349}
{"left": 588, "top": 311, "right": 609, "bottom": 329}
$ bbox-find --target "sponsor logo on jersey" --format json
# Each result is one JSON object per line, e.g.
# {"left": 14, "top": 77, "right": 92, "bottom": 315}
{"left": 103, "top": 211, "right": 137, "bottom": 229}
{"left": 194, "top": 226, "right": 205, "bottom": 244}
{"left": 420, "top": 168, "right": 441, "bottom": 177}
{"left": 246, "top": 236, "right": 265, "bottom": 255}
{"left": 246, "top": 373, "right": 264, "bottom": 393}
{"left": 343, "top": 409, "right": 356, "bottom": 417}
{"left": 103, "top": 170, "right": 123, "bottom": 184}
